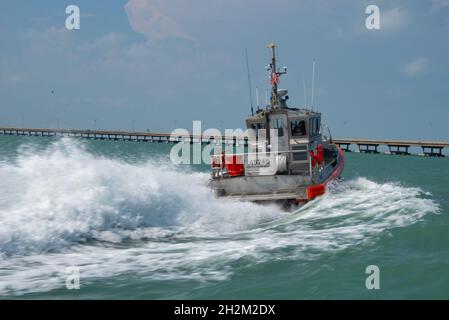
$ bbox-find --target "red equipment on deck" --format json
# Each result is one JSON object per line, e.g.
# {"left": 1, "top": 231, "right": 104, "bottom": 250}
{"left": 225, "top": 155, "right": 245, "bottom": 177}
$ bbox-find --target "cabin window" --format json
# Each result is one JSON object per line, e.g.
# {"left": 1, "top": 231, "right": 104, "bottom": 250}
{"left": 291, "top": 120, "right": 306, "bottom": 137}
{"left": 309, "top": 118, "right": 315, "bottom": 136}
{"left": 250, "top": 123, "right": 264, "bottom": 136}
{"left": 292, "top": 145, "right": 307, "bottom": 161}
{"left": 273, "top": 118, "right": 284, "bottom": 137}
{"left": 308, "top": 118, "right": 320, "bottom": 136}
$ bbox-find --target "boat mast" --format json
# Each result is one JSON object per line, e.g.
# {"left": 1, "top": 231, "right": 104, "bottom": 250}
{"left": 267, "top": 42, "right": 286, "bottom": 108}
{"left": 245, "top": 48, "right": 254, "bottom": 115}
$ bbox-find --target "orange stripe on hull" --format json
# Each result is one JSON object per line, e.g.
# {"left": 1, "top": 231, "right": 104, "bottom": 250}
{"left": 306, "top": 183, "right": 326, "bottom": 200}
{"left": 305, "top": 146, "right": 346, "bottom": 201}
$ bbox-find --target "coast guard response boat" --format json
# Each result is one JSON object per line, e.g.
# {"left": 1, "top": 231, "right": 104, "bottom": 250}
{"left": 209, "top": 43, "right": 345, "bottom": 206}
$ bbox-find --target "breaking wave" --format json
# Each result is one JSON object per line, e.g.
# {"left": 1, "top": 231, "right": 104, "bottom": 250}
{"left": 0, "top": 138, "right": 440, "bottom": 295}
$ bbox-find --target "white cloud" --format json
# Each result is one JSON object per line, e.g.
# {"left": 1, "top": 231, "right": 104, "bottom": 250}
{"left": 124, "top": 0, "right": 191, "bottom": 41}
{"left": 1, "top": 73, "right": 26, "bottom": 84}
{"left": 431, "top": 0, "right": 449, "bottom": 9}
{"left": 381, "top": 7, "right": 411, "bottom": 33}
{"left": 333, "top": 6, "right": 411, "bottom": 38}
{"left": 401, "top": 57, "right": 429, "bottom": 76}
{"left": 19, "top": 27, "right": 73, "bottom": 51}
{"left": 80, "top": 33, "right": 125, "bottom": 52}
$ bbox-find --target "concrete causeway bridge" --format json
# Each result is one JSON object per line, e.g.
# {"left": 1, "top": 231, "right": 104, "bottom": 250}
{"left": 0, "top": 127, "right": 448, "bottom": 157}
{"left": 0, "top": 127, "right": 245, "bottom": 145}
{"left": 334, "top": 138, "right": 449, "bottom": 157}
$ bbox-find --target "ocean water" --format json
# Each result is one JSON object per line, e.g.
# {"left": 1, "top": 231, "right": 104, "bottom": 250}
{"left": 0, "top": 135, "right": 448, "bottom": 299}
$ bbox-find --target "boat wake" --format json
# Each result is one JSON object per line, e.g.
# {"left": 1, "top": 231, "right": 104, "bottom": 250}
{"left": 0, "top": 139, "right": 440, "bottom": 295}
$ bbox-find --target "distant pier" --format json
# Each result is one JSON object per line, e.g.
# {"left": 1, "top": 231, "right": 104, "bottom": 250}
{"left": 0, "top": 127, "right": 448, "bottom": 157}
{"left": 334, "top": 138, "right": 448, "bottom": 157}
{"left": 0, "top": 127, "right": 247, "bottom": 146}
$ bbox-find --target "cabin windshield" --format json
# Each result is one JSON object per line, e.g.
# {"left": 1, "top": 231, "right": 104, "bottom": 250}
{"left": 273, "top": 118, "right": 284, "bottom": 137}
{"left": 250, "top": 122, "right": 265, "bottom": 136}
{"left": 290, "top": 120, "right": 306, "bottom": 137}
{"left": 309, "top": 118, "right": 320, "bottom": 136}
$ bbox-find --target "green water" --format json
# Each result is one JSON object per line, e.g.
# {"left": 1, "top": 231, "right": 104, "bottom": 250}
{"left": 0, "top": 135, "right": 448, "bottom": 299}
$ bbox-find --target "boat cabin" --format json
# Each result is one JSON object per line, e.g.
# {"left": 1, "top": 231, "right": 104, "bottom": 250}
{"left": 245, "top": 94, "right": 322, "bottom": 175}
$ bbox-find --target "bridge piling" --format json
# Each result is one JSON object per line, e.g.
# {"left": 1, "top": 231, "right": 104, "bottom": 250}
{"left": 422, "top": 146, "right": 444, "bottom": 157}
{"left": 357, "top": 144, "right": 379, "bottom": 154}
{"left": 337, "top": 143, "right": 351, "bottom": 152}
{"left": 388, "top": 145, "right": 410, "bottom": 156}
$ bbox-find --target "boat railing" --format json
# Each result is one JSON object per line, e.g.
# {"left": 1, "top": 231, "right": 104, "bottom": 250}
{"left": 210, "top": 149, "right": 312, "bottom": 178}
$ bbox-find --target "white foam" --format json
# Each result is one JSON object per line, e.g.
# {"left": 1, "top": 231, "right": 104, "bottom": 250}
{"left": 0, "top": 138, "right": 440, "bottom": 295}
{"left": 0, "top": 139, "right": 282, "bottom": 257}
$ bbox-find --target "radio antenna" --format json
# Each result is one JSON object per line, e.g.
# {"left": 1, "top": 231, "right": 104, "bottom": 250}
{"left": 245, "top": 48, "right": 254, "bottom": 115}
{"left": 311, "top": 60, "right": 316, "bottom": 110}
{"left": 256, "top": 86, "right": 260, "bottom": 110}
{"left": 302, "top": 72, "right": 307, "bottom": 107}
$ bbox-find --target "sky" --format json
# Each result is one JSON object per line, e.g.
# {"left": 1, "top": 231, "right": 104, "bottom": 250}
{"left": 0, "top": 0, "right": 448, "bottom": 140}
